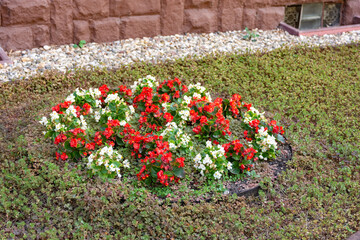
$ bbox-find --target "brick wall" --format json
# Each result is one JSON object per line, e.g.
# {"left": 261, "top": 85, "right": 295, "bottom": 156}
{"left": 0, "top": 0, "right": 359, "bottom": 51}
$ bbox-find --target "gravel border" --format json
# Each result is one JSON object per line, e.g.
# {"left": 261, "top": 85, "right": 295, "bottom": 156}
{"left": 1, "top": 28, "right": 360, "bottom": 82}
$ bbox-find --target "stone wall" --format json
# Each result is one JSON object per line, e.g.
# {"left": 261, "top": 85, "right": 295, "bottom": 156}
{"left": 0, "top": 0, "right": 359, "bottom": 51}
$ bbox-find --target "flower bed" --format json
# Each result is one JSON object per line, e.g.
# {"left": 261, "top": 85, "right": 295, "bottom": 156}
{"left": 40, "top": 76, "right": 285, "bottom": 187}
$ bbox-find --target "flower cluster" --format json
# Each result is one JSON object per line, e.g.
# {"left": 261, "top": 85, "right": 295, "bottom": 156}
{"left": 193, "top": 141, "right": 227, "bottom": 179}
{"left": 40, "top": 76, "right": 285, "bottom": 186}
{"left": 87, "top": 145, "right": 130, "bottom": 179}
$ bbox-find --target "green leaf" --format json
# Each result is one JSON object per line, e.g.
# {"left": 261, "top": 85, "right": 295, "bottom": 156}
{"left": 173, "top": 167, "right": 185, "bottom": 178}
{"left": 150, "top": 167, "right": 158, "bottom": 179}
{"left": 164, "top": 171, "right": 174, "bottom": 177}
{"left": 229, "top": 164, "right": 240, "bottom": 175}
{"left": 108, "top": 102, "right": 117, "bottom": 112}
{"left": 275, "top": 134, "right": 285, "bottom": 143}
{"left": 64, "top": 141, "right": 71, "bottom": 150}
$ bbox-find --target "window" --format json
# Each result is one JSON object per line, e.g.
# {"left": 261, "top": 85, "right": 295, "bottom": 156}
{"left": 284, "top": 2, "right": 342, "bottom": 30}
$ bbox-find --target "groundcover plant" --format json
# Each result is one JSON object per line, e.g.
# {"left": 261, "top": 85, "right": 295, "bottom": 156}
{"left": 40, "top": 75, "right": 285, "bottom": 187}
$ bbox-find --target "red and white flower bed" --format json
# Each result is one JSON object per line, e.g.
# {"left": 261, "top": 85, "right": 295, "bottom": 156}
{"left": 40, "top": 76, "right": 285, "bottom": 187}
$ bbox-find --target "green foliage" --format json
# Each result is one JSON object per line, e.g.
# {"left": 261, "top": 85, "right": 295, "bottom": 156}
{"left": 0, "top": 43, "right": 359, "bottom": 239}
{"left": 242, "top": 27, "right": 259, "bottom": 42}
{"left": 73, "top": 40, "right": 87, "bottom": 49}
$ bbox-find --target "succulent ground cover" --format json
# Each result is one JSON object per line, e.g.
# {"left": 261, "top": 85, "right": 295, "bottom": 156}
{"left": 0, "top": 44, "right": 359, "bottom": 239}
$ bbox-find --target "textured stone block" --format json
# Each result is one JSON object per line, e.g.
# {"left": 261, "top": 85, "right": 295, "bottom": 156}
{"left": 73, "top": 0, "right": 109, "bottom": 19}
{"left": 50, "top": 0, "right": 73, "bottom": 45}
{"left": 257, "top": 7, "right": 284, "bottom": 30}
{"left": 185, "top": 0, "right": 218, "bottom": 9}
{"left": 0, "top": 26, "right": 33, "bottom": 51}
{"left": 110, "top": 0, "right": 160, "bottom": 17}
{"left": 342, "top": 0, "right": 360, "bottom": 25}
{"left": 32, "top": 25, "right": 50, "bottom": 47}
{"left": 221, "top": 8, "right": 243, "bottom": 31}
{"left": 91, "top": 18, "right": 120, "bottom": 43}
{"left": 74, "top": 20, "right": 91, "bottom": 43}
{"left": 184, "top": 9, "right": 218, "bottom": 33}
{"left": 121, "top": 15, "right": 161, "bottom": 39}
{"left": 1, "top": 0, "right": 50, "bottom": 26}
{"left": 161, "top": 0, "right": 185, "bottom": 35}
{"left": 243, "top": 8, "right": 257, "bottom": 29}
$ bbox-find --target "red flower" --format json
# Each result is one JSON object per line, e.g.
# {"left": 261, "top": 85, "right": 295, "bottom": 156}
{"left": 60, "top": 152, "right": 68, "bottom": 161}
{"left": 99, "top": 84, "right": 109, "bottom": 96}
{"left": 204, "top": 104, "right": 214, "bottom": 113}
{"left": 192, "top": 126, "right": 202, "bottom": 134}
{"left": 161, "top": 93, "right": 170, "bottom": 103}
{"left": 161, "top": 152, "right": 172, "bottom": 164}
{"left": 107, "top": 119, "right": 120, "bottom": 127}
{"left": 103, "top": 127, "right": 114, "bottom": 139}
{"left": 243, "top": 103, "right": 252, "bottom": 111}
{"left": 54, "top": 134, "right": 67, "bottom": 145}
{"left": 163, "top": 112, "right": 173, "bottom": 122}
{"left": 249, "top": 119, "right": 260, "bottom": 129}
{"left": 200, "top": 116, "right": 208, "bottom": 124}
{"left": 244, "top": 130, "right": 248, "bottom": 138}
{"left": 70, "top": 138, "right": 78, "bottom": 148}
{"left": 174, "top": 91, "right": 180, "bottom": 98}
{"left": 85, "top": 143, "right": 96, "bottom": 150}
{"left": 182, "top": 85, "right": 188, "bottom": 93}
{"left": 82, "top": 103, "right": 91, "bottom": 115}
{"left": 176, "top": 157, "right": 185, "bottom": 168}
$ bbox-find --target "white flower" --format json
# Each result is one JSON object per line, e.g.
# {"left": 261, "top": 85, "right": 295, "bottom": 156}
{"left": 90, "top": 88, "right": 102, "bottom": 98}
{"left": 257, "top": 127, "right": 268, "bottom": 137}
{"left": 205, "top": 92, "right": 212, "bottom": 102}
{"left": 50, "top": 111, "right": 59, "bottom": 122}
{"left": 94, "top": 111, "right": 101, "bottom": 122}
{"left": 183, "top": 95, "right": 192, "bottom": 104}
{"left": 179, "top": 110, "right": 190, "bottom": 121}
{"left": 194, "top": 153, "right": 202, "bottom": 163}
{"left": 39, "top": 116, "right": 48, "bottom": 125}
{"left": 123, "top": 159, "right": 130, "bottom": 168}
{"left": 169, "top": 143, "right": 176, "bottom": 149}
{"left": 193, "top": 93, "right": 201, "bottom": 99}
{"left": 95, "top": 100, "right": 102, "bottom": 108}
{"left": 106, "top": 146, "right": 114, "bottom": 156}
{"left": 65, "top": 94, "right": 75, "bottom": 103}
{"left": 116, "top": 154, "right": 123, "bottom": 161}
{"left": 199, "top": 164, "right": 206, "bottom": 170}
{"left": 75, "top": 88, "right": 85, "bottom": 97}
{"left": 227, "top": 162, "right": 232, "bottom": 170}
{"left": 54, "top": 123, "right": 64, "bottom": 132}
{"left": 108, "top": 164, "right": 116, "bottom": 172}
{"left": 206, "top": 141, "right": 212, "bottom": 148}
{"left": 65, "top": 105, "right": 77, "bottom": 117}
{"left": 214, "top": 171, "right": 222, "bottom": 179}
{"left": 120, "top": 120, "right": 126, "bottom": 126}
{"left": 99, "top": 146, "right": 113, "bottom": 157}
{"left": 129, "top": 105, "right": 135, "bottom": 114}
{"left": 104, "top": 93, "right": 120, "bottom": 103}
{"left": 203, "top": 154, "right": 212, "bottom": 165}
